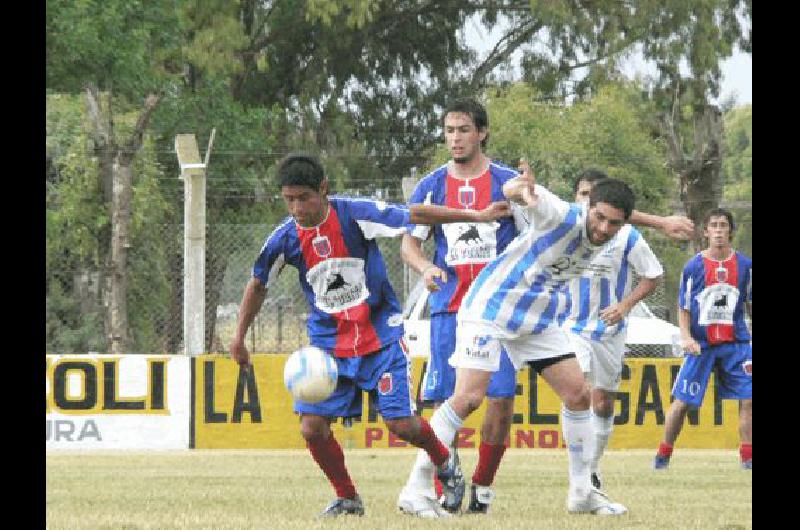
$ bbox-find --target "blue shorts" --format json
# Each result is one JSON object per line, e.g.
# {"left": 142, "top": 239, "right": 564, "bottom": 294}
{"left": 671, "top": 342, "right": 752, "bottom": 408}
{"left": 422, "top": 312, "right": 517, "bottom": 402}
{"left": 293, "top": 340, "right": 414, "bottom": 420}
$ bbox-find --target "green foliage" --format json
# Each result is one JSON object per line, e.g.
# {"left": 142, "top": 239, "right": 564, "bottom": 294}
{"left": 46, "top": 93, "right": 172, "bottom": 353}
{"left": 722, "top": 104, "right": 752, "bottom": 256}
{"left": 46, "top": 0, "right": 183, "bottom": 96}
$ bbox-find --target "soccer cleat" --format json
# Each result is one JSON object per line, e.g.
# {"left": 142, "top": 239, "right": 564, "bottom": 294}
{"left": 653, "top": 454, "right": 671, "bottom": 470}
{"left": 567, "top": 487, "right": 628, "bottom": 515}
{"left": 591, "top": 471, "right": 603, "bottom": 490}
{"left": 466, "top": 484, "right": 496, "bottom": 514}
{"left": 741, "top": 459, "right": 752, "bottom": 470}
{"left": 397, "top": 488, "right": 453, "bottom": 518}
{"left": 319, "top": 494, "right": 365, "bottom": 517}
{"left": 436, "top": 447, "right": 466, "bottom": 513}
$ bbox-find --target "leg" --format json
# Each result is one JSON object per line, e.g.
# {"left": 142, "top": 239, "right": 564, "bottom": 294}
{"left": 739, "top": 399, "right": 752, "bottom": 468}
{"left": 539, "top": 355, "right": 626, "bottom": 515}
{"left": 302, "top": 414, "right": 364, "bottom": 516}
{"left": 654, "top": 398, "right": 690, "bottom": 469}
{"left": 467, "top": 347, "right": 518, "bottom": 514}
{"left": 590, "top": 387, "right": 615, "bottom": 486}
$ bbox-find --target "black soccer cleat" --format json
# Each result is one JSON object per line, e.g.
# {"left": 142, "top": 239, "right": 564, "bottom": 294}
{"left": 466, "top": 484, "right": 496, "bottom": 514}
{"left": 319, "top": 494, "right": 365, "bottom": 517}
{"left": 437, "top": 448, "right": 466, "bottom": 513}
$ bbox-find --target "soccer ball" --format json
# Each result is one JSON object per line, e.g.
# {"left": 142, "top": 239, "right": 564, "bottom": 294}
{"left": 283, "top": 346, "right": 338, "bottom": 403}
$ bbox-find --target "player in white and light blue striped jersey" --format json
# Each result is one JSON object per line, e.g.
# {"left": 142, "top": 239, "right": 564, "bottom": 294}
{"left": 563, "top": 170, "right": 665, "bottom": 492}
{"left": 411, "top": 161, "right": 633, "bottom": 516}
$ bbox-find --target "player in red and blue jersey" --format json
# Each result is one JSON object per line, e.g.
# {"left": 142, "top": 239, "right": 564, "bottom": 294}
{"left": 229, "top": 154, "right": 511, "bottom": 517}
{"left": 398, "top": 98, "right": 528, "bottom": 516}
{"left": 654, "top": 208, "right": 752, "bottom": 470}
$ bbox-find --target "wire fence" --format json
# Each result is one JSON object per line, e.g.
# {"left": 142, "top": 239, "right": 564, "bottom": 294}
{"left": 45, "top": 201, "right": 751, "bottom": 357}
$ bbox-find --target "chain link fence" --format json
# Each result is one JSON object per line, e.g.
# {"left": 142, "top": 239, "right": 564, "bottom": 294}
{"left": 46, "top": 198, "right": 750, "bottom": 357}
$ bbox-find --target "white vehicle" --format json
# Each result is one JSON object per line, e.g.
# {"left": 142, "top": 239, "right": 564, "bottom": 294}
{"left": 402, "top": 279, "right": 682, "bottom": 359}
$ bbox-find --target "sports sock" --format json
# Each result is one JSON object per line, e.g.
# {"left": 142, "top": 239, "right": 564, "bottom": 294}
{"left": 739, "top": 443, "right": 752, "bottom": 463}
{"left": 306, "top": 432, "right": 357, "bottom": 499}
{"left": 561, "top": 405, "right": 592, "bottom": 499}
{"left": 657, "top": 442, "right": 674, "bottom": 458}
{"left": 591, "top": 412, "right": 614, "bottom": 473}
{"left": 413, "top": 416, "right": 450, "bottom": 467}
{"left": 471, "top": 441, "right": 507, "bottom": 486}
{"left": 404, "top": 401, "right": 463, "bottom": 497}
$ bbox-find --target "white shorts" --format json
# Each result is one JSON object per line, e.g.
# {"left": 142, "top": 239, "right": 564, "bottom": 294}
{"left": 569, "top": 333, "right": 626, "bottom": 391}
{"left": 450, "top": 320, "right": 572, "bottom": 372}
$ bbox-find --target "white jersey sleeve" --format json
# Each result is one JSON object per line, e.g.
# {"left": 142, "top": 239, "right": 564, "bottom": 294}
{"left": 626, "top": 230, "right": 663, "bottom": 279}
{"left": 521, "top": 184, "right": 570, "bottom": 230}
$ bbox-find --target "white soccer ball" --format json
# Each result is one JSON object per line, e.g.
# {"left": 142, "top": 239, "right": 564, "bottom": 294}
{"left": 283, "top": 346, "right": 338, "bottom": 403}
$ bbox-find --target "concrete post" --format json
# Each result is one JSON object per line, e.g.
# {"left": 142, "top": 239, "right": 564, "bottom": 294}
{"left": 175, "top": 134, "right": 206, "bottom": 355}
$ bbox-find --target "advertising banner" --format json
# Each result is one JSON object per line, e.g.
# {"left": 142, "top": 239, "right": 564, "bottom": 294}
{"left": 193, "top": 354, "right": 741, "bottom": 449}
{"left": 46, "top": 355, "right": 191, "bottom": 449}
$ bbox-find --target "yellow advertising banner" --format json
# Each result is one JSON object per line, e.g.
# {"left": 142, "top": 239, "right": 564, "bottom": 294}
{"left": 193, "top": 354, "right": 741, "bottom": 449}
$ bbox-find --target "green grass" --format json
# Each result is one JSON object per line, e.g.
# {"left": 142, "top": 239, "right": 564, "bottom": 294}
{"left": 46, "top": 449, "right": 751, "bottom": 529}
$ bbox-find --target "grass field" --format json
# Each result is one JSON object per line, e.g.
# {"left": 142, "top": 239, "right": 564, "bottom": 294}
{"left": 46, "top": 449, "right": 751, "bottom": 529}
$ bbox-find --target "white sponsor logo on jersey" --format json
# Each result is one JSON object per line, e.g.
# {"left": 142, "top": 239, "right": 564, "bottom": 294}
{"left": 306, "top": 257, "right": 369, "bottom": 313}
{"left": 695, "top": 283, "right": 739, "bottom": 325}
{"left": 443, "top": 222, "right": 499, "bottom": 265}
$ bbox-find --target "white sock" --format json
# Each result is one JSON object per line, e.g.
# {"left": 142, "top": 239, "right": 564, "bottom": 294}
{"left": 591, "top": 411, "right": 614, "bottom": 474}
{"left": 404, "top": 401, "right": 463, "bottom": 498}
{"left": 561, "top": 405, "right": 592, "bottom": 499}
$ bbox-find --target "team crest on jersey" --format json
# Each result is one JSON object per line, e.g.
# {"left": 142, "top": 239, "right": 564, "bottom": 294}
{"left": 458, "top": 184, "right": 476, "bottom": 208}
{"left": 715, "top": 266, "right": 728, "bottom": 283}
{"left": 742, "top": 360, "right": 752, "bottom": 376}
{"left": 378, "top": 372, "right": 393, "bottom": 395}
{"left": 312, "top": 235, "right": 332, "bottom": 258}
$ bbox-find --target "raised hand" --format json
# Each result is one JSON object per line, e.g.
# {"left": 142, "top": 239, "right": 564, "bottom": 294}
{"left": 660, "top": 216, "right": 695, "bottom": 240}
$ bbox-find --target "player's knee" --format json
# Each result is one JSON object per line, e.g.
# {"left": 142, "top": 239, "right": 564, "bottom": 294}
{"left": 299, "top": 415, "right": 329, "bottom": 441}
{"left": 592, "top": 390, "right": 615, "bottom": 416}
{"left": 384, "top": 417, "right": 415, "bottom": 439}
{"left": 562, "top": 385, "right": 590, "bottom": 410}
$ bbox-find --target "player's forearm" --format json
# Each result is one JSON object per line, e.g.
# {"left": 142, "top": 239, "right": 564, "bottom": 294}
{"left": 629, "top": 210, "right": 664, "bottom": 230}
{"left": 233, "top": 278, "right": 268, "bottom": 343}
{"left": 502, "top": 176, "right": 530, "bottom": 205}
{"left": 401, "top": 234, "right": 432, "bottom": 274}
{"left": 408, "top": 204, "right": 496, "bottom": 224}
{"left": 620, "top": 276, "right": 660, "bottom": 313}
{"left": 677, "top": 308, "right": 693, "bottom": 340}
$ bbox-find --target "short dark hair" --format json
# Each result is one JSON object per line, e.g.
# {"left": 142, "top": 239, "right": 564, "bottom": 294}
{"left": 704, "top": 207, "right": 736, "bottom": 232}
{"left": 444, "top": 97, "right": 488, "bottom": 148}
{"left": 277, "top": 153, "right": 324, "bottom": 191}
{"left": 573, "top": 168, "right": 608, "bottom": 193}
{"left": 589, "top": 178, "right": 635, "bottom": 219}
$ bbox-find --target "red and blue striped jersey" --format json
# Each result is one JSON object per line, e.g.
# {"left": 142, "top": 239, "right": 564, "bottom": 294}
{"left": 406, "top": 162, "right": 528, "bottom": 315}
{"left": 679, "top": 251, "right": 752, "bottom": 347}
{"left": 253, "top": 197, "right": 409, "bottom": 358}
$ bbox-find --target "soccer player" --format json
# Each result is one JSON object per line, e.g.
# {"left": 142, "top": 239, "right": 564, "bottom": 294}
{"left": 398, "top": 97, "right": 527, "bottom": 516}
{"left": 654, "top": 208, "right": 752, "bottom": 470}
{"left": 564, "top": 169, "right": 665, "bottom": 491}
{"left": 403, "top": 160, "right": 636, "bottom": 516}
{"left": 229, "top": 153, "right": 511, "bottom": 517}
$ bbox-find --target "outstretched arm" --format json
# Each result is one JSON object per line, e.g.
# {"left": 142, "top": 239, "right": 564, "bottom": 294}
{"left": 629, "top": 210, "right": 694, "bottom": 240}
{"left": 229, "top": 277, "right": 268, "bottom": 367}
{"left": 408, "top": 201, "right": 511, "bottom": 225}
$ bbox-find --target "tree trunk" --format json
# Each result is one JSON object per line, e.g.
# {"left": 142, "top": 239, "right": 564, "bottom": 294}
{"left": 108, "top": 161, "right": 133, "bottom": 354}
{"left": 661, "top": 102, "right": 724, "bottom": 253}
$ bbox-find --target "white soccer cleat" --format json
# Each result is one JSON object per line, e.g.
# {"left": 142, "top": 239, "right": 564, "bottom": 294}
{"left": 397, "top": 488, "right": 453, "bottom": 518}
{"left": 567, "top": 487, "right": 628, "bottom": 516}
